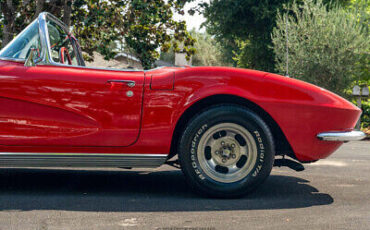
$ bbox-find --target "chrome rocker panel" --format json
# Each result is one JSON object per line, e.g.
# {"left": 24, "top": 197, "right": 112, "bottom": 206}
{"left": 317, "top": 131, "right": 366, "bottom": 141}
{"left": 0, "top": 153, "right": 167, "bottom": 168}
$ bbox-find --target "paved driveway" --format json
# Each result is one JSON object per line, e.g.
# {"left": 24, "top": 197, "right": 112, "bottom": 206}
{"left": 0, "top": 141, "right": 369, "bottom": 230}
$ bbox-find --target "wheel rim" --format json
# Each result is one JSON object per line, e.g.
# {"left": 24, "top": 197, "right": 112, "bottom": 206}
{"left": 197, "top": 123, "right": 258, "bottom": 183}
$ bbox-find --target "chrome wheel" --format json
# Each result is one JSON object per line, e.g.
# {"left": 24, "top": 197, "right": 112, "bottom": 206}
{"left": 197, "top": 123, "right": 258, "bottom": 183}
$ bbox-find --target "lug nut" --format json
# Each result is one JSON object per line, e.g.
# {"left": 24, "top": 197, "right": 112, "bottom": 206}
{"left": 231, "top": 154, "right": 236, "bottom": 159}
{"left": 215, "top": 151, "right": 219, "bottom": 155}
{"left": 231, "top": 144, "right": 235, "bottom": 148}
{"left": 221, "top": 141, "right": 225, "bottom": 146}
{"left": 222, "top": 158, "right": 227, "bottom": 163}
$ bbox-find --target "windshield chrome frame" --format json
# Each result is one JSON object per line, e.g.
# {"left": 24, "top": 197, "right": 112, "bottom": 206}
{"left": 38, "top": 12, "right": 85, "bottom": 66}
{"left": 37, "top": 12, "right": 51, "bottom": 65}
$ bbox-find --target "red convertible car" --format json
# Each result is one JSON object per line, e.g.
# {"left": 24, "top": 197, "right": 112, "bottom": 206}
{"left": 0, "top": 13, "right": 365, "bottom": 197}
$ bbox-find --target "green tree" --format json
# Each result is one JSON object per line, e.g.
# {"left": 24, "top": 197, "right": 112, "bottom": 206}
{"left": 121, "top": 0, "right": 195, "bottom": 69}
{"left": 190, "top": 31, "right": 229, "bottom": 66}
{"left": 200, "top": 0, "right": 296, "bottom": 71}
{"left": 160, "top": 30, "right": 230, "bottom": 67}
{"left": 271, "top": 0, "right": 369, "bottom": 97}
{"left": 346, "top": 0, "right": 370, "bottom": 84}
{"left": 199, "top": 0, "right": 351, "bottom": 72}
{"left": 71, "top": 0, "right": 126, "bottom": 61}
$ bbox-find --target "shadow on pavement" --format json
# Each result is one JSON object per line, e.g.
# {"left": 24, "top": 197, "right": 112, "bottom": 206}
{"left": 0, "top": 168, "right": 333, "bottom": 212}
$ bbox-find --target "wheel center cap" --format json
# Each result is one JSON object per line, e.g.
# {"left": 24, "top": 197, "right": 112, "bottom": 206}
{"left": 222, "top": 149, "right": 231, "bottom": 157}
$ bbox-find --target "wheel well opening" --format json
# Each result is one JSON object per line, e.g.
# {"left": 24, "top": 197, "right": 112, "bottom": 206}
{"left": 169, "top": 94, "right": 294, "bottom": 159}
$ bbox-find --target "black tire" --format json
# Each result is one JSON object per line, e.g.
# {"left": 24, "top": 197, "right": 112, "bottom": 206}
{"left": 178, "top": 104, "right": 274, "bottom": 198}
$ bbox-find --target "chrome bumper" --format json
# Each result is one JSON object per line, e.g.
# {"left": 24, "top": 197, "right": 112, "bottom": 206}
{"left": 317, "top": 131, "right": 366, "bottom": 141}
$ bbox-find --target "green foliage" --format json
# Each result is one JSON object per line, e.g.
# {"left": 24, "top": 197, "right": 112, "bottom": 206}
{"left": 272, "top": 0, "right": 369, "bottom": 97}
{"left": 71, "top": 0, "right": 125, "bottom": 60}
{"left": 160, "top": 30, "right": 231, "bottom": 67}
{"left": 190, "top": 31, "right": 230, "bottom": 66}
{"left": 197, "top": 0, "right": 352, "bottom": 72}
{"left": 73, "top": 0, "right": 195, "bottom": 69}
{"left": 202, "top": 0, "right": 293, "bottom": 72}
{"left": 361, "top": 100, "right": 370, "bottom": 128}
{"left": 346, "top": 0, "right": 370, "bottom": 83}
{"left": 160, "top": 48, "right": 175, "bottom": 65}
{"left": 121, "top": 0, "right": 195, "bottom": 69}
{"left": 0, "top": 0, "right": 195, "bottom": 69}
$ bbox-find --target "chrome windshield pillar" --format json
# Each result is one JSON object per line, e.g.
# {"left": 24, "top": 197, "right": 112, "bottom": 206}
{"left": 37, "top": 12, "right": 85, "bottom": 66}
{"left": 37, "top": 12, "right": 51, "bottom": 65}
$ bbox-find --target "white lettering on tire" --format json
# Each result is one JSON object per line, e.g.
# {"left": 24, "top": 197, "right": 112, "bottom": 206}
{"left": 190, "top": 124, "right": 208, "bottom": 180}
{"left": 252, "top": 130, "right": 265, "bottom": 177}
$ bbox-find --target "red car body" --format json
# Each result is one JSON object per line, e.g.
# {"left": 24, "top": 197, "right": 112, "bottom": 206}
{"left": 0, "top": 11, "right": 365, "bottom": 179}
{"left": 0, "top": 11, "right": 366, "bottom": 198}
{"left": 0, "top": 59, "right": 361, "bottom": 162}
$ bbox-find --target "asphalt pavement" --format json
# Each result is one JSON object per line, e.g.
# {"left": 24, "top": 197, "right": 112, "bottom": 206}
{"left": 0, "top": 141, "right": 369, "bottom": 230}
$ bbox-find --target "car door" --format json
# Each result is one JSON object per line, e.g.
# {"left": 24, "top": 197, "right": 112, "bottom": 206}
{"left": 0, "top": 61, "right": 144, "bottom": 147}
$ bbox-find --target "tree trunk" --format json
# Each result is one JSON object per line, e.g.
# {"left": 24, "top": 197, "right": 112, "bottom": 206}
{"left": 63, "top": 0, "right": 72, "bottom": 28}
{"left": 34, "top": 0, "right": 45, "bottom": 20}
{"left": 2, "top": 25, "right": 13, "bottom": 48}
{"left": 1, "top": 0, "right": 16, "bottom": 48}
{"left": 48, "top": 0, "right": 64, "bottom": 17}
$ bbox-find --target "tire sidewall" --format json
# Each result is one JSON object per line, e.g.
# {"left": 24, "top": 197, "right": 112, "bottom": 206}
{"left": 179, "top": 105, "right": 274, "bottom": 196}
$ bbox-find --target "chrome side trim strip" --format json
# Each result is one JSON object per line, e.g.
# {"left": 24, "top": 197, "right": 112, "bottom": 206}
{"left": 317, "top": 131, "right": 366, "bottom": 141}
{"left": 0, "top": 57, "right": 25, "bottom": 63}
{"left": 0, "top": 153, "right": 167, "bottom": 168}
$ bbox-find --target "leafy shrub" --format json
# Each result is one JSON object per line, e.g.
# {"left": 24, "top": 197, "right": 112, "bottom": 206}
{"left": 272, "top": 0, "right": 369, "bottom": 97}
{"left": 361, "top": 100, "right": 370, "bottom": 129}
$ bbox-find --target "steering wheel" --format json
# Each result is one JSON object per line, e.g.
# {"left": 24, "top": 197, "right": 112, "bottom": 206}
{"left": 59, "top": 47, "right": 72, "bottom": 65}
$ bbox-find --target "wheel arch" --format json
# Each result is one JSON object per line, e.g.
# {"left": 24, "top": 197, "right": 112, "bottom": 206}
{"left": 169, "top": 94, "right": 294, "bottom": 159}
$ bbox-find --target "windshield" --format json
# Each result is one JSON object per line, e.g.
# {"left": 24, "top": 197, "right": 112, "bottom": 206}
{"left": 0, "top": 13, "right": 84, "bottom": 66}
{"left": 0, "top": 21, "right": 41, "bottom": 60}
